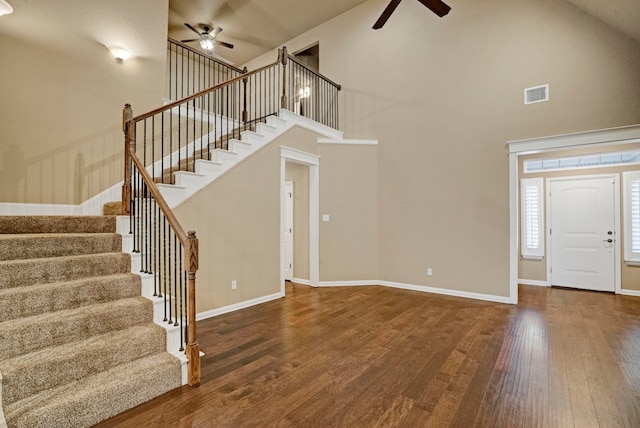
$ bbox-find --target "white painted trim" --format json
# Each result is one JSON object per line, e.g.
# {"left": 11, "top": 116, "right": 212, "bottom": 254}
{"left": 279, "top": 109, "right": 344, "bottom": 140}
{"left": 81, "top": 182, "right": 122, "bottom": 215}
{"left": 317, "top": 138, "right": 378, "bottom": 145}
{"left": 379, "top": 280, "right": 512, "bottom": 304}
{"left": 623, "top": 171, "right": 640, "bottom": 264}
{"left": 509, "top": 124, "right": 640, "bottom": 305}
{"left": 618, "top": 289, "right": 640, "bottom": 297}
{"left": 0, "top": 370, "right": 6, "bottom": 428}
{"left": 319, "top": 280, "right": 377, "bottom": 287}
{"left": 195, "top": 292, "right": 284, "bottom": 321}
{"left": 509, "top": 152, "right": 519, "bottom": 304}
{"left": 518, "top": 279, "right": 549, "bottom": 287}
{"left": 507, "top": 124, "right": 640, "bottom": 155}
{"left": 545, "top": 174, "right": 621, "bottom": 294}
{"left": 280, "top": 147, "right": 320, "bottom": 293}
{"left": 280, "top": 146, "right": 320, "bottom": 165}
{"left": 292, "top": 278, "right": 311, "bottom": 286}
{"left": 0, "top": 202, "right": 80, "bottom": 216}
{"left": 0, "top": 182, "right": 122, "bottom": 216}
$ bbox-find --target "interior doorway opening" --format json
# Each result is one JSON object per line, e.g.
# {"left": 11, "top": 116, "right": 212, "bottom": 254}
{"left": 280, "top": 147, "right": 319, "bottom": 295}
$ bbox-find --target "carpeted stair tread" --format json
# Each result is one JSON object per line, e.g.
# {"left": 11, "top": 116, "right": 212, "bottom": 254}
{"left": 0, "top": 297, "right": 153, "bottom": 360}
{"left": 0, "top": 233, "right": 122, "bottom": 261}
{"left": 4, "top": 352, "right": 182, "bottom": 428}
{"left": 102, "top": 201, "right": 123, "bottom": 216}
{"left": 0, "top": 323, "right": 167, "bottom": 406}
{"left": 0, "top": 252, "right": 131, "bottom": 290}
{"left": 0, "top": 273, "right": 141, "bottom": 322}
{"left": 0, "top": 216, "right": 116, "bottom": 234}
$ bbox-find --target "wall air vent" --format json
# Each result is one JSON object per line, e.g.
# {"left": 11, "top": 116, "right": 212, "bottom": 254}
{"left": 524, "top": 84, "right": 549, "bottom": 105}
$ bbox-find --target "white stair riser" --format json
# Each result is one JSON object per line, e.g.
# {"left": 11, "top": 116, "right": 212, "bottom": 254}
{"left": 174, "top": 171, "right": 206, "bottom": 187}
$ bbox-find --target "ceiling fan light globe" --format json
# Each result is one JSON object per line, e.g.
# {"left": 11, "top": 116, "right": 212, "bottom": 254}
{"left": 0, "top": 0, "right": 14, "bottom": 16}
{"left": 200, "top": 33, "right": 215, "bottom": 52}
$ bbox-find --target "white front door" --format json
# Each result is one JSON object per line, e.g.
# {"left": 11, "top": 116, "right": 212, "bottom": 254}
{"left": 549, "top": 176, "right": 616, "bottom": 292}
{"left": 283, "top": 181, "right": 294, "bottom": 281}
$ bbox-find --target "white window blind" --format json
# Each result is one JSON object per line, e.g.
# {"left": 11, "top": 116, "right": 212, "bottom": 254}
{"left": 625, "top": 171, "right": 640, "bottom": 263}
{"left": 521, "top": 178, "right": 544, "bottom": 259}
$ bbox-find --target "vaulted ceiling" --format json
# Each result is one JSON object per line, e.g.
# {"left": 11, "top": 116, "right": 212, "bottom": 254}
{"left": 169, "top": 0, "right": 640, "bottom": 66}
{"left": 168, "top": 0, "right": 371, "bottom": 65}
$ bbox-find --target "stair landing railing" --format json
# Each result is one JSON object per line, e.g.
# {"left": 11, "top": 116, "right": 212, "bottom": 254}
{"left": 120, "top": 46, "right": 342, "bottom": 387}
{"left": 122, "top": 105, "right": 200, "bottom": 386}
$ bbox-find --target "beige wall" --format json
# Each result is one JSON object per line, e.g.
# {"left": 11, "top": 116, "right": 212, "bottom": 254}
{"left": 518, "top": 143, "right": 640, "bottom": 291}
{"left": 318, "top": 143, "right": 378, "bottom": 281}
{"left": 0, "top": 0, "right": 169, "bottom": 204}
{"left": 245, "top": 0, "right": 640, "bottom": 298}
{"left": 175, "top": 126, "right": 378, "bottom": 312}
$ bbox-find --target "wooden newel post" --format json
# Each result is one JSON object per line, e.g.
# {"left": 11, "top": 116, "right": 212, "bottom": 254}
{"left": 186, "top": 230, "right": 201, "bottom": 386}
{"left": 242, "top": 66, "right": 248, "bottom": 123}
{"left": 280, "top": 46, "right": 288, "bottom": 109}
{"left": 122, "top": 104, "right": 134, "bottom": 216}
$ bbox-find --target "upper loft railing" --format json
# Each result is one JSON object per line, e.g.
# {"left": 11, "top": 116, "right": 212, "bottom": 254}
{"left": 282, "top": 51, "right": 341, "bottom": 129}
{"left": 127, "top": 46, "right": 341, "bottom": 187}
{"left": 167, "top": 38, "right": 244, "bottom": 101}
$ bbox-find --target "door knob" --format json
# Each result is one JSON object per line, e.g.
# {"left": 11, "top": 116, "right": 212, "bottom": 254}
{"left": 603, "top": 239, "right": 613, "bottom": 243}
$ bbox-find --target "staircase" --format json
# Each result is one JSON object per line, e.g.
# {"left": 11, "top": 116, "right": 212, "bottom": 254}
{"left": 0, "top": 216, "right": 182, "bottom": 428}
{"left": 150, "top": 109, "right": 343, "bottom": 208}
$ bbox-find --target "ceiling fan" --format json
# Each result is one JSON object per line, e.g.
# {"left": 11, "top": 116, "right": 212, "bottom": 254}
{"left": 181, "top": 23, "right": 234, "bottom": 53}
{"left": 373, "top": 0, "right": 451, "bottom": 29}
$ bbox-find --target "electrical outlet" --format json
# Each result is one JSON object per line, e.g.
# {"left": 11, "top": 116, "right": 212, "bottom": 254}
{"left": 231, "top": 280, "right": 237, "bottom": 290}
{"left": 427, "top": 268, "right": 433, "bottom": 276}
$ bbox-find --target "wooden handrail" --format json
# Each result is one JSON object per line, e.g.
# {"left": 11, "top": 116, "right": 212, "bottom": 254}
{"left": 168, "top": 38, "right": 244, "bottom": 74}
{"left": 286, "top": 53, "right": 342, "bottom": 90}
{"left": 133, "top": 56, "right": 282, "bottom": 123}
{"left": 128, "top": 148, "right": 189, "bottom": 245}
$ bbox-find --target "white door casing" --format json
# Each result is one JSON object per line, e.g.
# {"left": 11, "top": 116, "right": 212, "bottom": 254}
{"left": 280, "top": 147, "right": 319, "bottom": 293}
{"left": 548, "top": 175, "right": 618, "bottom": 292}
{"left": 284, "top": 181, "right": 294, "bottom": 281}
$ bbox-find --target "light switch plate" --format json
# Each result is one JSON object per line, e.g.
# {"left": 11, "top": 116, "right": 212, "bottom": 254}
{"left": 322, "top": 214, "right": 330, "bottom": 222}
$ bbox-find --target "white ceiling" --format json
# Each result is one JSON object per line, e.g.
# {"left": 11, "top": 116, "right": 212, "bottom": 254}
{"left": 168, "top": 0, "right": 640, "bottom": 66}
{"left": 1, "top": 0, "right": 638, "bottom": 68}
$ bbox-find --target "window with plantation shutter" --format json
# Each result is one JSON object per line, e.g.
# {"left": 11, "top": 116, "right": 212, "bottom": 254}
{"left": 624, "top": 171, "right": 640, "bottom": 264}
{"left": 521, "top": 178, "right": 544, "bottom": 259}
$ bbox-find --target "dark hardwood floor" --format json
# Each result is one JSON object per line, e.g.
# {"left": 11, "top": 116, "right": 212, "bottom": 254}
{"left": 96, "top": 283, "right": 640, "bottom": 427}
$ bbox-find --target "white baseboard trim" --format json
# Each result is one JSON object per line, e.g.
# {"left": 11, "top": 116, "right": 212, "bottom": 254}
{"left": 319, "top": 280, "right": 378, "bottom": 287}
{"left": 0, "top": 202, "right": 81, "bottom": 216}
{"left": 378, "top": 280, "right": 513, "bottom": 304}
{"left": 0, "top": 370, "right": 6, "bottom": 428}
{"left": 195, "top": 292, "right": 284, "bottom": 321}
{"left": 0, "top": 182, "right": 122, "bottom": 216}
{"left": 192, "top": 278, "right": 515, "bottom": 323}
{"left": 518, "top": 279, "right": 549, "bottom": 287}
{"left": 317, "top": 138, "right": 378, "bottom": 146}
{"left": 618, "top": 289, "right": 640, "bottom": 297}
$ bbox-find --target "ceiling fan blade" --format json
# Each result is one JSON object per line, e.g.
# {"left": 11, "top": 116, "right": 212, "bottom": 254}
{"left": 215, "top": 40, "right": 234, "bottom": 49}
{"left": 181, "top": 38, "right": 199, "bottom": 43}
{"left": 212, "top": 26, "right": 223, "bottom": 37}
{"left": 373, "top": 0, "right": 401, "bottom": 30}
{"left": 184, "top": 23, "right": 201, "bottom": 35}
{"left": 416, "top": 0, "right": 451, "bottom": 17}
